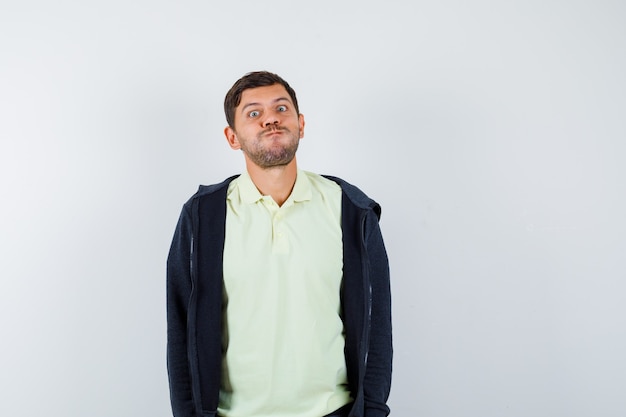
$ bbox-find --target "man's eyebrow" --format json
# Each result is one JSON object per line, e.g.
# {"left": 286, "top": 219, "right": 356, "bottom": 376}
{"left": 240, "top": 97, "right": 291, "bottom": 113}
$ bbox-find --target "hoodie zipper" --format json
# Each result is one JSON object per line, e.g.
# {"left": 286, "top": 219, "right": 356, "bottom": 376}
{"left": 360, "top": 212, "right": 373, "bottom": 370}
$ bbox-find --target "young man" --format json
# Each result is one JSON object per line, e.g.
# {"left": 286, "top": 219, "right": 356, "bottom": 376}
{"left": 167, "top": 71, "right": 392, "bottom": 417}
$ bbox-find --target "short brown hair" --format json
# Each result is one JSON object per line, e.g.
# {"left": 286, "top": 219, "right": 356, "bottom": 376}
{"left": 224, "top": 71, "right": 300, "bottom": 128}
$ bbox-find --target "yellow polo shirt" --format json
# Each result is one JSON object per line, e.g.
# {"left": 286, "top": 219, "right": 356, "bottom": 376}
{"left": 219, "top": 170, "right": 351, "bottom": 417}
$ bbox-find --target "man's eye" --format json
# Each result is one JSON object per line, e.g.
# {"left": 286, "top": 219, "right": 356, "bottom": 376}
{"left": 277, "top": 105, "right": 287, "bottom": 112}
{"left": 249, "top": 110, "right": 260, "bottom": 117}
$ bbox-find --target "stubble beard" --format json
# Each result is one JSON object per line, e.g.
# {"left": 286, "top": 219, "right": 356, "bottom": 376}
{"left": 241, "top": 127, "right": 300, "bottom": 169}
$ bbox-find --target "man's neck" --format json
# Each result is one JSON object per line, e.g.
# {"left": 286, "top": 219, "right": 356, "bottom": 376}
{"left": 245, "top": 158, "right": 298, "bottom": 207}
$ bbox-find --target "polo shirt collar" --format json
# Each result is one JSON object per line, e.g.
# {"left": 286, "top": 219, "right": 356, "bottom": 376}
{"left": 237, "top": 169, "right": 312, "bottom": 205}
{"left": 289, "top": 170, "right": 313, "bottom": 204}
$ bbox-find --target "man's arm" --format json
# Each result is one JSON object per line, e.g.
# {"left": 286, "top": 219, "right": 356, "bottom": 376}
{"left": 363, "top": 212, "right": 393, "bottom": 417}
{"left": 166, "top": 206, "right": 196, "bottom": 417}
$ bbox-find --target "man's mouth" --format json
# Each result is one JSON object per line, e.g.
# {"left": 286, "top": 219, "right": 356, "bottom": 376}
{"left": 263, "top": 127, "right": 286, "bottom": 136}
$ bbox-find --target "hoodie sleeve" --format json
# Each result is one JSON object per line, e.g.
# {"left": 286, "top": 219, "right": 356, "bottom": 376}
{"left": 166, "top": 204, "right": 197, "bottom": 417}
{"left": 363, "top": 209, "right": 393, "bottom": 417}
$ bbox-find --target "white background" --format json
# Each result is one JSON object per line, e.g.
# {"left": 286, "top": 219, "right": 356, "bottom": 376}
{"left": 1, "top": 1, "right": 625, "bottom": 416}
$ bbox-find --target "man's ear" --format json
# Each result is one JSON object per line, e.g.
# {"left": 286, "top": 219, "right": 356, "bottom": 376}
{"left": 224, "top": 126, "right": 241, "bottom": 150}
{"left": 298, "top": 113, "right": 305, "bottom": 139}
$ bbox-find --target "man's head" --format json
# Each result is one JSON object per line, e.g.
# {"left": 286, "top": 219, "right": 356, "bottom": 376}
{"left": 224, "top": 71, "right": 299, "bottom": 128}
{"left": 223, "top": 71, "right": 305, "bottom": 170}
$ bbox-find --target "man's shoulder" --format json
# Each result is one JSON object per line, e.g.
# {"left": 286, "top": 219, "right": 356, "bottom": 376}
{"left": 301, "top": 170, "right": 341, "bottom": 193}
{"left": 183, "top": 175, "right": 240, "bottom": 206}
{"left": 321, "top": 174, "right": 382, "bottom": 219}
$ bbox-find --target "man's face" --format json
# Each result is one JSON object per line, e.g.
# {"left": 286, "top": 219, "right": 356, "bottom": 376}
{"left": 224, "top": 84, "right": 305, "bottom": 169}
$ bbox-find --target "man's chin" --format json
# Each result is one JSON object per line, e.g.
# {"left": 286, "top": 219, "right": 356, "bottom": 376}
{"left": 261, "top": 157, "right": 295, "bottom": 168}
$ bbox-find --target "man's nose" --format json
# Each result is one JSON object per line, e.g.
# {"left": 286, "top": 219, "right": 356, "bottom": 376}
{"left": 263, "top": 113, "right": 279, "bottom": 127}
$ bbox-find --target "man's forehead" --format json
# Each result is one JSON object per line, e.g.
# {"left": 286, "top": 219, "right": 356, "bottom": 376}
{"left": 239, "top": 84, "right": 291, "bottom": 104}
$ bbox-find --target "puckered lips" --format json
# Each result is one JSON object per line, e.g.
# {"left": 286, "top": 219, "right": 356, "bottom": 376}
{"left": 262, "top": 126, "right": 288, "bottom": 138}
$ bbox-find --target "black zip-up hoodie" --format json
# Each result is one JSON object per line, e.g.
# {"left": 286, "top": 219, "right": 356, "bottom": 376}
{"left": 167, "top": 175, "right": 392, "bottom": 417}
